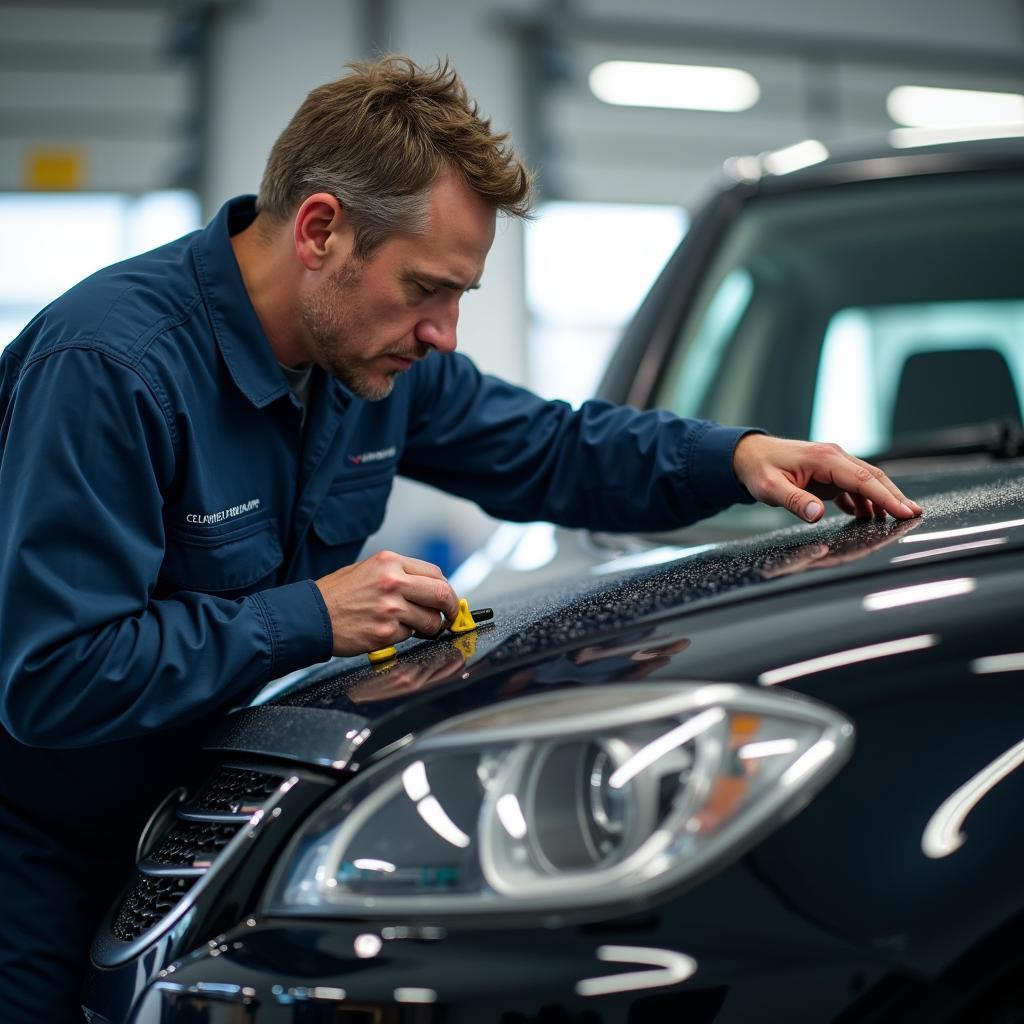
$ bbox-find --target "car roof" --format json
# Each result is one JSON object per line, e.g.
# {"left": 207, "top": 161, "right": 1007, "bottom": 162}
{"left": 716, "top": 132, "right": 1024, "bottom": 198}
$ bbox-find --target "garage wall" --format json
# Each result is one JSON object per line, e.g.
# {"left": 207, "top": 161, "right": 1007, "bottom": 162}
{"left": 0, "top": 2, "right": 202, "bottom": 192}
{"left": 202, "top": 0, "right": 361, "bottom": 211}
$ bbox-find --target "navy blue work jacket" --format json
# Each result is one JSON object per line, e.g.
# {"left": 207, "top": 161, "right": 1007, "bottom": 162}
{"left": 0, "top": 196, "right": 751, "bottom": 825}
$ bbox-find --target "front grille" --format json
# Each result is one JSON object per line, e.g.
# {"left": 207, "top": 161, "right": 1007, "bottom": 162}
{"left": 145, "top": 819, "right": 243, "bottom": 868}
{"left": 187, "top": 766, "right": 283, "bottom": 815}
{"left": 112, "top": 874, "right": 198, "bottom": 942}
{"left": 110, "top": 764, "right": 288, "bottom": 944}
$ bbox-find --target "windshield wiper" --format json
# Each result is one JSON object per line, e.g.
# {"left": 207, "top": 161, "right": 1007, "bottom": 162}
{"left": 870, "top": 418, "right": 1024, "bottom": 462}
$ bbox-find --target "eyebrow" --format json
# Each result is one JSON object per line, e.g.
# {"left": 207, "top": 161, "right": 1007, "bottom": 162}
{"left": 413, "top": 273, "right": 482, "bottom": 293}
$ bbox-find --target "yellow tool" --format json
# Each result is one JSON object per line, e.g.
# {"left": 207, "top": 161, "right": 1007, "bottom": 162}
{"left": 448, "top": 598, "right": 478, "bottom": 634}
{"left": 366, "top": 602, "right": 493, "bottom": 664}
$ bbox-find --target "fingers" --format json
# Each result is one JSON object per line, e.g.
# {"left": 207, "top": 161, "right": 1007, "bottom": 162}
{"left": 776, "top": 479, "right": 895, "bottom": 524}
{"left": 829, "top": 447, "right": 922, "bottom": 517}
{"left": 749, "top": 448, "right": 923, "bottom": 524}
{"left": 398, "top": 571, "right": 459, "bottom": 619}
{"left": 399, "top": 600, "right": 451, "bottom": 639}
{"left": 832, "top": 491, "right": 880, "bottom": 518}
{"left": 412, "top": 610, "right": 447, "bottom": 640}
{"left": 821, "top": 453, "right": 917, "bottom": 520}
{"left": 733, "top": 434, "right": 923, "bottom": 523}
{"left": 851, "top": 492, "right": 876, "bottom": 519}
{"left": 395, "top": 554, "right": 449, "bottom": 580}
{"left": 316, "top": 550, "right": 460, "bottom": 657}
{"left": 833, "top": 493, "right": 857, "bottom": 516}
{"left": 847, "top": 454, "right": 924, "bottom": 515}
{"left": 376, "top": 559, "right": 459, "bottom": 640}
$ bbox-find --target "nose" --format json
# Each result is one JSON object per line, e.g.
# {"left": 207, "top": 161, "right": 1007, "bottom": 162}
{"left": 415, "top": 297, "right": 459, "bottom": 355}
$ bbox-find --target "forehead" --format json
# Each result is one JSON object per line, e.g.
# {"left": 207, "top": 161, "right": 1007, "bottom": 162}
{"left": 378, "top": 171, "right": 496, "bottom": 282}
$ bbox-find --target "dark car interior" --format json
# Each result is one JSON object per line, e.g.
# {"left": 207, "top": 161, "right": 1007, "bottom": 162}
{"left": 891, "top": 347, "right": 1020, "bottom": 439}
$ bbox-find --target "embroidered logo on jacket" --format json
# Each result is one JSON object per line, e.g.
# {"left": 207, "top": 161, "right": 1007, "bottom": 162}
{"left": 185, "top": 498, "right": 261, "bottom": 525}
{"left": 347, "top": 445, "right": 397, "bottom": 466}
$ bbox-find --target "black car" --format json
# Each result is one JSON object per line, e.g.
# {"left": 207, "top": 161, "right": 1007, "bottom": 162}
{"left": 84, "top": 135, "right": 1024, "bottom": 1023}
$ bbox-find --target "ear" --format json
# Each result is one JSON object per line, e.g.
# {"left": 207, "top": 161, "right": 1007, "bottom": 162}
{"left": 292, "top": 193, "right": 355, "bottom": 271}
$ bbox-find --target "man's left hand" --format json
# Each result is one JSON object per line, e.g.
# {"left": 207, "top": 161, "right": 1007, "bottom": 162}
{"left": 733, "top": 434, "right": 924, "bottom": 523}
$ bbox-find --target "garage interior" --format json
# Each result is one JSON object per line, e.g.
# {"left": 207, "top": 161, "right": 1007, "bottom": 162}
{"left": 2, "top": 0, "right": 1022, "bottom": 567}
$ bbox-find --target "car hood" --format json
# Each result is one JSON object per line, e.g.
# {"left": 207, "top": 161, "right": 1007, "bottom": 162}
{"left": 206, "top": 459, "right": 1024, "bottom": 768}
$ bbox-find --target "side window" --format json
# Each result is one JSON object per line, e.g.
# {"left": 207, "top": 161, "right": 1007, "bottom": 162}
{"left": 661, "top": 268, "right": 754, "bottom": 418}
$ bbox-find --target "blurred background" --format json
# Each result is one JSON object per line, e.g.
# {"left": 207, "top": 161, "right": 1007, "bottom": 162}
{"left": 2, "top": 0, "right": 1022, "bottom": 572}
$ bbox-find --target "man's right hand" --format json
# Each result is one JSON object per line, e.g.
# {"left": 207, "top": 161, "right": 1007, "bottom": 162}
{"left": 315, "top": 551, "right": 460, "bottom": 656}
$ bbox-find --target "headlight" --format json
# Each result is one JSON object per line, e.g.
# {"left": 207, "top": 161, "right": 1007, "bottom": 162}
{"left": 264, "top": 682, "right": 852, "bottom": 917}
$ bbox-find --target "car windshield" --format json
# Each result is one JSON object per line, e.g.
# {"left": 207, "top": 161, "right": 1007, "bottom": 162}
{"left": 654, "top": 170, "right": 1024, "bottom": 459}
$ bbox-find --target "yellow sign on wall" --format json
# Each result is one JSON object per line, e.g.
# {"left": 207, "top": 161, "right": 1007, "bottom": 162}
{"left": 24, "top": 149, "right": 87, "bottom": 190}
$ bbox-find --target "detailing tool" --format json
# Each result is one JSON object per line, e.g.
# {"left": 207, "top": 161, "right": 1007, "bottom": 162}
{"left": 367, "top": 601, "right": 494, "bottom": 664}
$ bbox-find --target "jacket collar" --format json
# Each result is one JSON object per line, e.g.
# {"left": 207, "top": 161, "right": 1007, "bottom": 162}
{"left": 191, "top": 195, "right": 294, "bottom": 409}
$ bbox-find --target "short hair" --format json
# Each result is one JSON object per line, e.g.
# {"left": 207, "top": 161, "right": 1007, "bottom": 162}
{"left": 257, "top": 55, "right": 534, "bottom": 257}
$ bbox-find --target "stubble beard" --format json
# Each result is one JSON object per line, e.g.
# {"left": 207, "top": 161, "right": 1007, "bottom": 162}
{"left": 300, "top": 260, "right": 398, "bottom": 402}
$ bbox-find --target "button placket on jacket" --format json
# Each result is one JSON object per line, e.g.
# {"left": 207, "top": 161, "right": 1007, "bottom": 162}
{"left": 283, "top": 380, "right": 352, "bottom": 578}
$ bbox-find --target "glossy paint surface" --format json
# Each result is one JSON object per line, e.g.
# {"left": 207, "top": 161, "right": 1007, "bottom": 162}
{"left": 83, "top": 457, "right": 1024, "bottom": 1024}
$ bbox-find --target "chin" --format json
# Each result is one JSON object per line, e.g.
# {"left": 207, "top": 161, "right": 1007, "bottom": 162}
{"left": 350, "top": 375, "right": 397, "bottom": 402}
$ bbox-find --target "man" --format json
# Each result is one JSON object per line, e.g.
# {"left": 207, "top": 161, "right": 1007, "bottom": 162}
{"left": 0, "top": 55, "right": 920, "bottom": 1019}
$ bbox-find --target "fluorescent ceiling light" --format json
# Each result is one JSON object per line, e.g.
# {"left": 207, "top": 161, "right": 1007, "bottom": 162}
{"left": 394, "top": 988, "right": 438, "bottom": 1004}
{"left": 899, "top": 518, "right": 1024, "bottom": 544}
{"left": 862, "top": 578, "right": 975, "bottom": 612}
{"left": 351, "top": 859, "right": 396, "bottom": 873}
{"left": 495, "top": 793, "right": 528, "bottom": 839}
{"left": 401, "top": 760, "right": 430, "bottom": 802}
{"left": 889, "top": 538, "right": 1007, "bottom": 563}
{"left": 887, "top": 85, "right": 1024, "bottom": 128}
{"left": 353, "top": 932, "right": 383, "bottom": 958}
{"left": 416, "top": 796, "right": 471, "bottom": 849}
{"left": 608, "top": 708, "right": 725, "bottom": 790}
{"left": 592, "top": 543, "right": 716, "bottom": 576}
{"left": 889, "top": 124, "right": 1024, "bottom": 148}
{"left": 589, "top": 60, "right": 760, "bottom": 112}
{"left": 781, "top": 739, "right": 837, "bottom": 787}
{"left": 722, "top": 155, "right": 762, "bottom": 182}
{"left": 759, "top": 634, "right": 938, "bottom": 686}
{"left": 922, "top": 736, "right": 1024, "bottom": 858}
{"left": 576, "top": 946, "right": 698, "bottom": 997}
{"left": 507, "top": 522, "right": 558, "bottom": 571}
{"left": 762, "top": 139, "right": 829, "bottom": 175}
{"left": 738, "top": 739, "right": 799, "bottom": 760}
{"left": 972, "top": 653, "right": 1024, "bottom": 675}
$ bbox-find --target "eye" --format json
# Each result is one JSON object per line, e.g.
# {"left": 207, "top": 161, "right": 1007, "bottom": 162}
{"left": 414, "top": 282, "right": 438, "bottom": 297}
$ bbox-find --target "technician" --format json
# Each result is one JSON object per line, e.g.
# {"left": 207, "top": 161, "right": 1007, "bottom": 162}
{"left": 0, "top": 55, "right": 921, "bottom": 1020}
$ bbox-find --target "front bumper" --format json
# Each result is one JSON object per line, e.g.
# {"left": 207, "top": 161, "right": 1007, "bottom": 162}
{"left": 92, "top": 915, "right": 893, "bottom": 1024}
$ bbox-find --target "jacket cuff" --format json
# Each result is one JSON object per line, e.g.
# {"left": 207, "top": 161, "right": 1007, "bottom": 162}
{"left": 688, "top": 425, "right": 764, "bottom": 508}
{"left": 250, "top": 580, "right": 333, "bottom": 677}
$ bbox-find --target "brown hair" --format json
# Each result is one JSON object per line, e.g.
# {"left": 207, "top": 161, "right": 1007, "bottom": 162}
{"left": 257, "top": 55, "right": 533, "bottom": 256}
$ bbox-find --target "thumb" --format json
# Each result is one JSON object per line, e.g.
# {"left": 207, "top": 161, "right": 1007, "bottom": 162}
{"left": 782, "top": 486, "right": 824, "bottom": 523}
{"left": 741, "top": 464, "right": 827, "bottom": 528}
